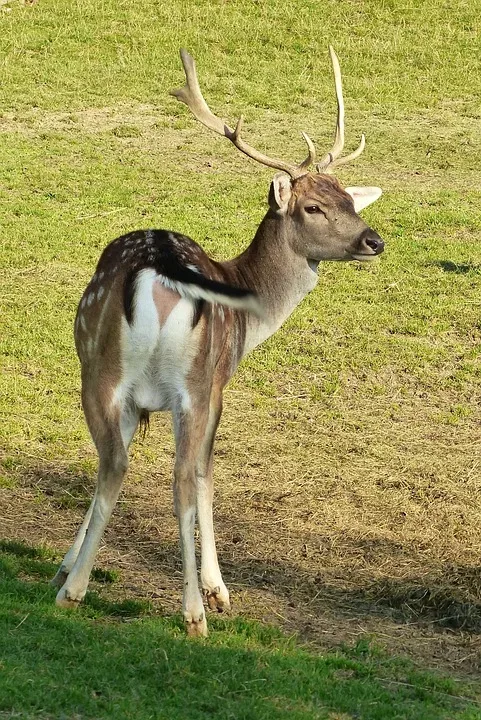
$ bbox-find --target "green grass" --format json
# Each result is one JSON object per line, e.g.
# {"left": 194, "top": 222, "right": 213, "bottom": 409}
{"left": 2, "top": 0, "right": 481, "bottom": 716}
{"left": 1, "top": 541, "right": 480, "bottom": 720}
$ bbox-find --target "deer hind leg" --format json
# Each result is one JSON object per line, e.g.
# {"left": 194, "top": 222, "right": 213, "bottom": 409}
{"left": 53, "top": 402, "right": 139, "bottom": 607}
{"left": 173, "top": 399, "right": 213, "bottom": 637}
{"left": 50, "top": 490, "right": 97, "bottom": 588}
{"left": 196, "top": 390, "right": 230, "bottom": 613}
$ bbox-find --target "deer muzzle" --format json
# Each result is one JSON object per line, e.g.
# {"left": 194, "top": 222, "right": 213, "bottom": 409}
{"left": 351, "top": 228, "right": 384, "bottom": 261}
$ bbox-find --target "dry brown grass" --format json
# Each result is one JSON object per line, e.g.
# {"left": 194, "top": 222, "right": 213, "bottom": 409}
{"left": 3, "top": 377, "right": 481, "bottom": 677}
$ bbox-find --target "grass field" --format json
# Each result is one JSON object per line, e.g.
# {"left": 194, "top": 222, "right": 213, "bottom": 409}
{"left": 1, "top": 0, "right": 481, "bottom": 717}
{"left": 3, "top": 541, "right": 481, "bottom": 720}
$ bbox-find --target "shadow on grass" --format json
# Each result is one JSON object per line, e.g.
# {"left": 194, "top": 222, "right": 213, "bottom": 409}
{"left": 0, "top": 540, "right": 151, "bottom": 619}
{"left": 209, "top": 525, "right": 481, "bottom": 634}
{"left": 112, "top": 514, "right": 481, "bottom": 635}
{"left": 1, "top": 542, "right": 479, "bottom": 720}
{"left": 224, "top": 554, "right": 481, "bottom": 634}
{"left": 434, "top": 260, "right": 481, "bottom": 274}
{"left": 0, "top": 539, "right": 53, "bottom": 559}
{"left": 18, "top": 466, "right": 94, "bottom": 511}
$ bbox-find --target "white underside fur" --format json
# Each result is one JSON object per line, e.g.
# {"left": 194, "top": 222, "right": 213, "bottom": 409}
{"left": 112, "top": 269, "right": 199, "bottom": 413}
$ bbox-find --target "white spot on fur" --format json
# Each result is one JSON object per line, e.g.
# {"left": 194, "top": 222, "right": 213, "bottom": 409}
{"left": 87, "top": 292, "right": 95, "bottom": 307}
{"left": 79, "top": 314, "right": 87, "bottom": 332}
{"left": 98, "top": 271, "right": 105, "bottom": 281}
{"left": 93, "top": 287, "right": 112, "bottom": 357}
{"left": 92, "top": 273, "right": 98, "bottom": 283}
{"left": 97, "top": 286, "right": 105, "bottom": 301}
{"left": 80, "top": 296, "right": 86, "bottom": 310}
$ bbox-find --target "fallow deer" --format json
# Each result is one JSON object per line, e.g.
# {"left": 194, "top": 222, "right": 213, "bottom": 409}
{"left": 51, "top": 47, "right": 384, "bottom": 636}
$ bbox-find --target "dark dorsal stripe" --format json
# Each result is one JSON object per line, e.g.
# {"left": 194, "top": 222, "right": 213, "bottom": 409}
{"left": 93, "top": 229, "right": 255, "bottom": 325}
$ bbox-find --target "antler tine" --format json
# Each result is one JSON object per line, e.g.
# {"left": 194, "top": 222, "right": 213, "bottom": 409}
{"left": 298, "top": 131, "right": 317, "bottom": 170}
{"left": 328, "top": 44, "right": 346, "bottom": 159}
{"left": 171, "top": 49, "right": 305, "bottom": 179}
{"left": 316, "top": 46, "right": 346, "bottom": 172}
{"left": 329, "top": 133, "right": 365, "bottom": 170}
{"left": 315, "top": 46, "right": 367, "bottom": 174}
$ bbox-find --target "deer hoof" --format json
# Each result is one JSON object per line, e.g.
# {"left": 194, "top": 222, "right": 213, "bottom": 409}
{"left": 203, "top": 586, "right": 231, "bottom": 613}
{"left": 55, "top": 586, "right": 84, "bottom": 609}
{"left": 184, "top": 611, "right": 208, "bottom": 638}
{"left": 50, "top": 567, "right": 69, "bottom": 588}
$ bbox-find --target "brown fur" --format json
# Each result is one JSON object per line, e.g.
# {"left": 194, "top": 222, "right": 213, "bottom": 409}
{"left": 290, "top": 174, "right": 354, "bottom": 213}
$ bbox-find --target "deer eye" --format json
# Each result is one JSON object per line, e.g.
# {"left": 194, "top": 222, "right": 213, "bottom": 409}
{"left": 305, "top": 205, "right": 325, "bottom": 215}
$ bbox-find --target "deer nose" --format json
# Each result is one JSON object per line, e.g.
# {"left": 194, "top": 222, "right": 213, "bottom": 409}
{"left": 358, "top": 229, "right": 384, "bottom": 255}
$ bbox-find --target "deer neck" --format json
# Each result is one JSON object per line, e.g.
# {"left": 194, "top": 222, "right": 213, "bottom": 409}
{"left": 224, "top": 211, "right": 318, "bottom": 356}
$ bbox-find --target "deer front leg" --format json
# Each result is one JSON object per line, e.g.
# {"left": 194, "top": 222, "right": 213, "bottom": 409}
{"left": 196, "top": 392, "right": 230, "bottom": 613}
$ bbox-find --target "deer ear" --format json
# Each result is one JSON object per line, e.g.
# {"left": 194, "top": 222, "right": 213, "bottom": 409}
{"left": 345, "top": 186, "right": 382, "bottom": 213}
{"left": 269, "top": 173, "right": 292, "bottom": 213}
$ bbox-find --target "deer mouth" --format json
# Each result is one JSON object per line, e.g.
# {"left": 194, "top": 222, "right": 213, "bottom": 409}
{"left": 350, "top": 251, "right": 381, "bottom": 262}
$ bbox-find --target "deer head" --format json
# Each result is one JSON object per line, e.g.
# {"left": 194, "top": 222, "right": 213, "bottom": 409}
{"left": 171, "top": 47, "right": 384, "bottom": 269}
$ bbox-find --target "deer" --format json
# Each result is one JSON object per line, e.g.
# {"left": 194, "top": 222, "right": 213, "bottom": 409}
{"left": 51, "top": 47, "right": 384, "bottom": 636}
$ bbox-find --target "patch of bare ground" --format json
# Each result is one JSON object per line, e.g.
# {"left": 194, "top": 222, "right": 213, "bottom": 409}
{"left": 1, "top": 103, "right": 480, "bottom": 189}
{"left": 0, "top": 103, "right": 254, "bottom": 175}
{"left": 0, "top": 104, "right": 164, "bottom": 136}
{"left": 2, "top": 384, "right": 481, "bottom": 678}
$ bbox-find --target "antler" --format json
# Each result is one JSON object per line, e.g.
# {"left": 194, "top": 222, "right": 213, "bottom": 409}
{"left": 170, "top": 49, "right": 311, "bottom": 180}
{"left": 316, "top": 46, "right": 365, "bottom": 174}
{"left": 170, "top": 47, "right": 365, "bottom": 179}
